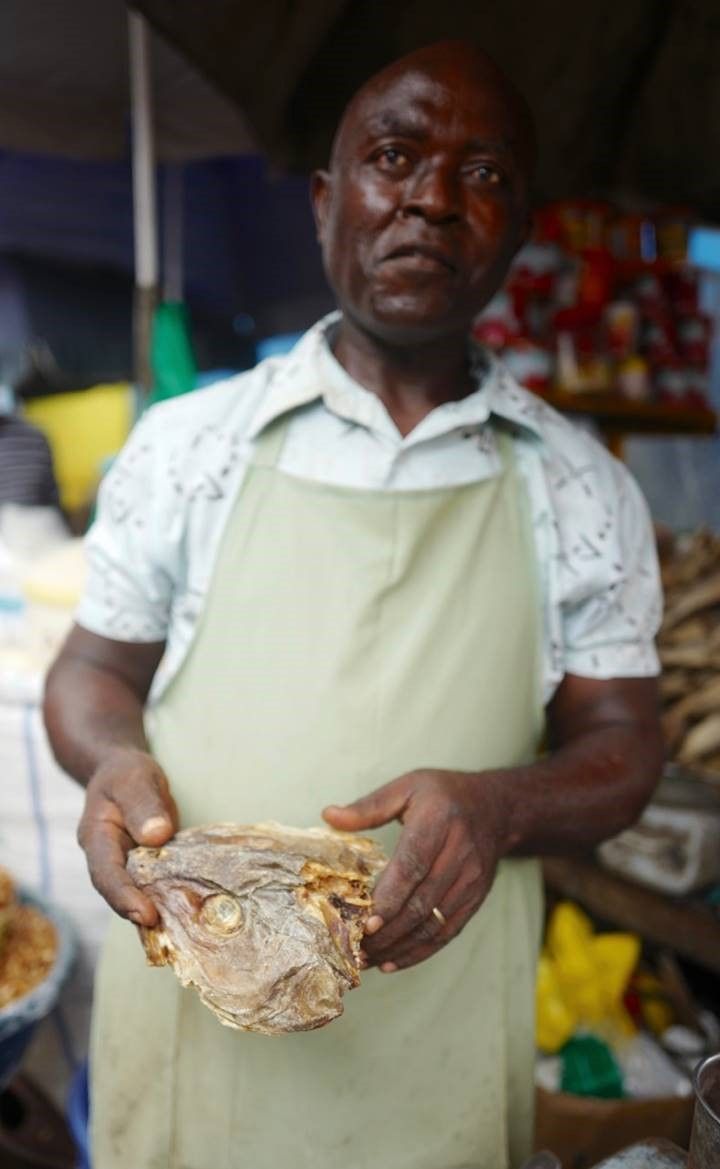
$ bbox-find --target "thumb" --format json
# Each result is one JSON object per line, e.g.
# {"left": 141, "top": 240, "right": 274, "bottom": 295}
{"left": 109, "top": 763, "right": 178, "bottom": 846}
{"left": 323, "top": 774, "right": 412, "bottom": 831}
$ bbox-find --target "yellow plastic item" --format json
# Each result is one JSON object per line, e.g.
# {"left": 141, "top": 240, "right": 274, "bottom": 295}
{"left": 536, "top": 901, "right": 641, "bottom": 1053}
{"left": 536, "top": 953, "right": 576, "bottom": 1053}
{"left": 23, "top": 383, "right": 134, "bottom": 512}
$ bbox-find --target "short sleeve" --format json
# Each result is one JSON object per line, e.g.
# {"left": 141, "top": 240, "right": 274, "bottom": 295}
{"left": 75, "top": 409, "right": 174, "bottom": 642}
{"left": 561, "top": 456, "right": 662, "bottom": 679}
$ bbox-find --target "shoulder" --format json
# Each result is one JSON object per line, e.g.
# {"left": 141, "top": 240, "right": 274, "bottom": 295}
{"left": 138, "top": 360, "right": 279, "bottom": 446}
{"left": 493, "top": 368, "right": 656, "bottom": 592}
{"left": 493, "top": 368, "right": 637, "bottom": 510}
{"left": 117, "top": 357, "right": 293, "bottom": 487}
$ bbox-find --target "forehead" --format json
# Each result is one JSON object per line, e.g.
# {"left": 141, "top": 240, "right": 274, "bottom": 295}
{"left": 341, "top": 68, "right": 520, "bottom": 152}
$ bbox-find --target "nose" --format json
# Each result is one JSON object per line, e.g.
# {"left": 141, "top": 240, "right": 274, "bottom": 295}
{"left": 401, "top": 163, "right": 461, "bottom": 224}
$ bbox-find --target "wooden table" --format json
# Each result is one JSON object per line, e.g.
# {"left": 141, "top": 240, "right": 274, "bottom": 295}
{"left": 543, "top": 856, "right": 720, "bottom": 976}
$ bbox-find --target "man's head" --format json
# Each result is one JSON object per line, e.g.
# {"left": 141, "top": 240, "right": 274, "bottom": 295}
{"left": 311, "top": 40, "right": 535, "bottom": 347}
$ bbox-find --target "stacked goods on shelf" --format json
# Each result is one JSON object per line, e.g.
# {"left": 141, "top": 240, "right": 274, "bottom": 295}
{"left": 474, "top": 200, "right": 713, "bottom": 411}
{"left": 658, "top": 529, "right": 720, "bottom": 778}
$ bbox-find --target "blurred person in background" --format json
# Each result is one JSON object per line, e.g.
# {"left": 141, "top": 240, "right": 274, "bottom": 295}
{"left": 0, "top": 407, "right": 61, "bottom": 511}
{"left": 0, "top": 384, "right": 67, "bottom": 564}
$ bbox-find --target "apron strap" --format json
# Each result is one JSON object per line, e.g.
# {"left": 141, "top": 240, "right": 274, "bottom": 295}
{"left": 495, "top": 425, "right": 517, "bottom": 474}
{"left": 250, "top": 413, "right": 294, "bottom": 468}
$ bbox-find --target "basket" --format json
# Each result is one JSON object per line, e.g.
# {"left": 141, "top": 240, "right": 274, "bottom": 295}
{"left": 0, "top": 886, "right": 76, "bottom": 1091}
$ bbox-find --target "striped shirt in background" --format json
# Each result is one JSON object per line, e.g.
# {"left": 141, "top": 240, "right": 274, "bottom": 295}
{"left": 0, "top": 415, "right": 60, "bottom": 508}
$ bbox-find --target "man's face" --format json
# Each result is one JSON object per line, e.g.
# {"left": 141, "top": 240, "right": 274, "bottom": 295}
{"left": 312, "top": 65, "right": 532, "bottom": 345}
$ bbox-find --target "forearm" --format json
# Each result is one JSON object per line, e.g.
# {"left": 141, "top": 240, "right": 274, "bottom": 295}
{"left": 497, "top": 718, "right": 665, "bottom": 857}
{"left": 43, "top": 658, "right": 150, "bottom": 786}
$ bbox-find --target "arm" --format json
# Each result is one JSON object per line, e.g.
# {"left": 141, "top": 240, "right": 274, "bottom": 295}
{"left": 323, "top": 673, "right": 664, "bottom": 971}
{"left": 44, "top": 625, "right": 177, "bottom": 926}
{"left": 501, "top": 673, "right": 664, "bottom": 854}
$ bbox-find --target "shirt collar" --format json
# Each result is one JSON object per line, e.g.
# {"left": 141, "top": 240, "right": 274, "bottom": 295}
{"left": 247, "top": 312, "right": 545, "bottom": 444}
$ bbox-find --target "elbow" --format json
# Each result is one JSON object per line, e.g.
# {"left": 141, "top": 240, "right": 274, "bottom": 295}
{"left": 616, "top": 724, "right": 666, "bottom": 833}
{"left": 41, "top": 666, "right": 60, "bottom": 759}
{"left": 42, "top": 653, "right": 71, "bottom": 762}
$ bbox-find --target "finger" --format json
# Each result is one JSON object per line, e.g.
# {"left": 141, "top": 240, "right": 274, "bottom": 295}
{"left": 364, "top": 828, "right": 463, "bottom": 956}
{"left": 368, "top": 844, "right": 498, "bottom": 967}
{"left": 322, "top": 773, "right": 413, "bottom": 832}
{"left": 369, "top": 802, "right": 449, "bottom": 927}
{"left": 368, "top": 905, "right": 446, "bottom": 966}
{"left": 376, "top": 860, "right": 497, "bottom": 970}
{"left": 80, "top": 818, "right": 159, "bottom": 926}
{"left": 376, "top": 899, "right": 476, "bottom": 972}
{"left": 112, "top": 766, "right": 177, "bottom": 845}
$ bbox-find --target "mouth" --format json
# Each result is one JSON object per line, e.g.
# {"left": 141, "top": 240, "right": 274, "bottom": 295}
{"left": 381, "top": 244, "right": 457, "bottom": 273}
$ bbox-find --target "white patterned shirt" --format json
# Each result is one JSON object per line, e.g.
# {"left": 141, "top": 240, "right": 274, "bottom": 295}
{"left": 77, "top": 314, "right": 662, "bottom": 705}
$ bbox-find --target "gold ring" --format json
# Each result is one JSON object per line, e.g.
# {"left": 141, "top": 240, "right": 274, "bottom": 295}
{"left": 431, "top": 906, "right": 447, "bottom": 927}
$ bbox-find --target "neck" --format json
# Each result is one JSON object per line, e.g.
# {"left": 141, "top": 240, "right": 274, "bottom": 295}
{"left": 332, "top": 315, "right": 475, "bottom": 437}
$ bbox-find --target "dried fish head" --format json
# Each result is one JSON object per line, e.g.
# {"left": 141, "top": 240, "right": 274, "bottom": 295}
{"left": 127, "top": 822, "right": 386, "bottom": 1035}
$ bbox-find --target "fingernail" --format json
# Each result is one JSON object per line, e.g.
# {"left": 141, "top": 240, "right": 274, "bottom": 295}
{"left": 140, "top": 816, "right": 170, "bottom": 838}
{"left": 365, "top": 915, "right": 384, "bottom": 935}
{"left": 380, "top": 961, "right": 398, "bottom": 974}
{"left": 128, "top": 910, "right": 145, "bottom": 926}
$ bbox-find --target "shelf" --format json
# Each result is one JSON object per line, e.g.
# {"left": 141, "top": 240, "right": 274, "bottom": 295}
{"left": 543, "top": 856, "right": 720, "bottom": 975}
{"left": 535, "top": 392, "right": 717, "bottom": 457}
{"left": 540, "top": 392, "right": 717, "bottom": 438}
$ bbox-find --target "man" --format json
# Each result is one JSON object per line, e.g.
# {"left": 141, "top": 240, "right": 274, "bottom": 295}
{"left": 44, "top": 41, "right": 664, "bottom": 1169}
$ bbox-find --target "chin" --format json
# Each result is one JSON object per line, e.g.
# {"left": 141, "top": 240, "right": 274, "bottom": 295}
{"left": 359, "top": 288, "right": 460, "bottom": 335}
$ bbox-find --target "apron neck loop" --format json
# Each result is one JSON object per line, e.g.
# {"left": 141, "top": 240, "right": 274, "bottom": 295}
{"left": 251, "top": 413, "right": 293, "bottom": 468}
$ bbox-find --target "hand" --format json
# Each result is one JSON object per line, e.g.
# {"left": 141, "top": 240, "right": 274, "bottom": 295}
{"left": 77, "top": 746, "right": 178, "bottom": 926}
{"left": 323, "top": 768, "right": 510, "bottom": 972}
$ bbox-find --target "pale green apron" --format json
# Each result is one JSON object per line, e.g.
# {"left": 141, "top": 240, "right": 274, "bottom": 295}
{"left": 91, "top": 413, "right": 544, "bottom": 1169}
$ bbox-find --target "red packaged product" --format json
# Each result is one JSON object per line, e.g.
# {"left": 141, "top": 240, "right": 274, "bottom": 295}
{"left": 676, "top": 315, "right": 710, "bottom": 367}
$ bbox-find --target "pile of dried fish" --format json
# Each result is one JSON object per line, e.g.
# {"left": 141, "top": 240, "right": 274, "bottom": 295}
{"left": 659, "top": 529, "right": 720, "bottom": 777}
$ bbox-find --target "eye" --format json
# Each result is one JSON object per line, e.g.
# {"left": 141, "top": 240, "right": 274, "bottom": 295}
{"left": 199, "top": 893, "right": 244, "bottom": 936}
{"left": 373, "top": 146, "right": 411, "bottom": 172}
{"left": 466, "top": 162, "right": 505, "bottom": 186}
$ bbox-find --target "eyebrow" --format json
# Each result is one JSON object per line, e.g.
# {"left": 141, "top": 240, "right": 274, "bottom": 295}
{"left": 362, "top": 113, "right": 515, "bottom": 157}
{"left": 363, "top": 112, "right": 429, "bottom": 140}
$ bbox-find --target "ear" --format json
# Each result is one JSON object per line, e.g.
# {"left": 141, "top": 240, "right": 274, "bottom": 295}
{"left": 310, "top": 169, "right": 332, "bottom": 242}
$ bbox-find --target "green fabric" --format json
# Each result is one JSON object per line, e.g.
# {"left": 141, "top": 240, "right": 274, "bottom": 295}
{"left": 147, "top": 301, "right": 196, "bottom": 407}
{"left": 91, "top": 417, "right": 545, "bottom": 1169}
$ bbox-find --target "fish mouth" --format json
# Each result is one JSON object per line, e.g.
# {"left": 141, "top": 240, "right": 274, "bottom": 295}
{"left": 199, "top": 958, "right": 346, "bottom": 1034}
{"left": 382, "top": 244, "right": 457, "bottom": 272}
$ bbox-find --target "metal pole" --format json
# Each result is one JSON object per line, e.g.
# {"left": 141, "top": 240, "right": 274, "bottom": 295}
{"left": 128, "top": 10, "right": 158, "bottom": 394}
{"left": 163, "top": 164, "right": 184, "bottom": 304}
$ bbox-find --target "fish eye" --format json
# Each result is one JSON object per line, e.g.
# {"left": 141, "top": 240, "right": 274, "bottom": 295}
{"left": 199, "top": 893, "right": 244, "bottom": 936}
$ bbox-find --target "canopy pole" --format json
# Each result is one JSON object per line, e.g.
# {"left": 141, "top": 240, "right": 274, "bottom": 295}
{"left": 128, "top": 10, "right": 158, "bottom": 395}
{"left": 162, "top": 164, "right": 184, "bottom": 304}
